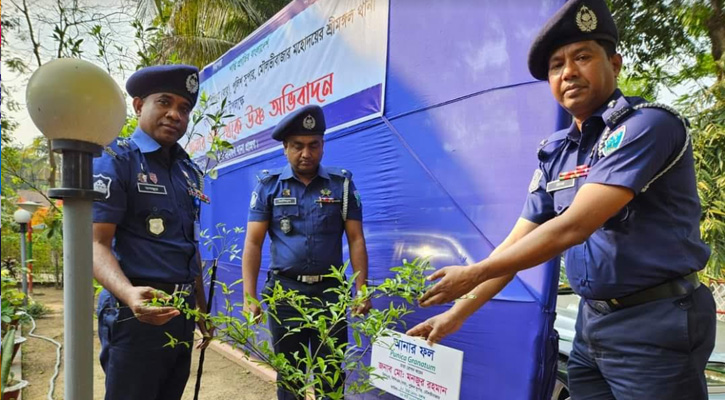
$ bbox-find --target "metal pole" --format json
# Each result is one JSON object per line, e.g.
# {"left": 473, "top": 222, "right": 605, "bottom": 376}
{"left": 62, "top": 198, "right": 94, "bottom": 400}
{"left": 48, "top": 139, "right": 102, "bottom": 400}
{"left": 28, "top": 227, "right": 33, "bottom": 294}
{"left": 19, "top": 224, "right": 28, "bottom": 307}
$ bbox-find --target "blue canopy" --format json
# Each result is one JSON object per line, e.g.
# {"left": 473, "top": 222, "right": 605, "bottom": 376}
{"left": 200, "top": 1, "right": 569, "bottom": 398}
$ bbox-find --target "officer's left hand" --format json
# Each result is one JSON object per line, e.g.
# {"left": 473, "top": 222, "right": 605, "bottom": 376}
{"left": 196, "top": 318, "right": 215, "bottom": 350}
{"left": 418, "top": 265, "right": 484, "bottom": 307}
{"left": 352, "top": 298, "right": 373, "bottom": 316}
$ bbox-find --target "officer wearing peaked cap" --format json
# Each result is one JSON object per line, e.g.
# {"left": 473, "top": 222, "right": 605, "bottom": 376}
{"left": 93, "top": 64, "right": 213, "bottom": 400}
{"left": 242, "top": 105, "right": 371, "bottom": 399}
{"left": 409, "top": 1, "right": 715, "bottom": 399}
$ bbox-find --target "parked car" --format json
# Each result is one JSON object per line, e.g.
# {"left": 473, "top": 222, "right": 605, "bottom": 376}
{"left": 552, "top": 288, "right": 725, "bottom": 400}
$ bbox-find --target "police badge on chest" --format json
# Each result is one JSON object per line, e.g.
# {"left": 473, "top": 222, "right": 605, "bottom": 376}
{"left": 280, "top": 217, "right": 292, "bottom": 234}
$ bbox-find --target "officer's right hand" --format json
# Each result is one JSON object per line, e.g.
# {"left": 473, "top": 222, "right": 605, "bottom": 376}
{"left": 125, "top": 286, "right": 180, "bottom": 326}
{"left": 243, "top": 302, "right": 262, "bottom": 324}
{"left": 406, "top": 310, "right": 463, "bottom": 346}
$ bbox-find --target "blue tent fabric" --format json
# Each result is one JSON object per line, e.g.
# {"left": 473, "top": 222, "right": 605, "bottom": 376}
{"left": 200, "top": 1, "right": 569, "bottom": 398}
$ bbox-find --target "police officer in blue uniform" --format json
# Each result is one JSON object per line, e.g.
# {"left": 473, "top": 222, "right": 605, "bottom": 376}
{"left": 241, "top": 105, "right": 371, "bottom": 400}
{"left": 409, "top": 1, "right": 715, "bottom": 399}
{"left": 93, "top": 64, "right": 213, "bottom": 400}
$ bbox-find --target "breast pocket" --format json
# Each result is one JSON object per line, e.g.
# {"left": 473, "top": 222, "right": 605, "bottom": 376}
{"left": 553, "top": 187, "right": 576, "bottom": 215}
{"left": 133, "top": 193, "right": 175, "bottom": 237}
{"left": 272, "top": 204, "right": 300, "bottom": 220}
{"left": 319, "top": 203, "right": 342, "bottom": 233}
{"left": 272, "top": 205, "right": 300, "bottom": 235}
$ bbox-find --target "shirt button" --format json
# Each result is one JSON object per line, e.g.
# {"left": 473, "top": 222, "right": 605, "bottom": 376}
{"left": 556, "top": 205, "right": 563, "bottom": 211}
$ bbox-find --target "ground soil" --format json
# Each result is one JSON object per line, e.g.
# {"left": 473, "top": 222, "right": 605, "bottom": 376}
{"left": 20, "top": 286, "right": 276, "bottom": 400}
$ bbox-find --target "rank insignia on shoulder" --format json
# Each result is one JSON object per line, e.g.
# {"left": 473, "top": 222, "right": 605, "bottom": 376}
{"left": 117, "top": 138, "right": 131, "bottom": 148}
{"left": 147, "top": 217, "right": 165, "bottom": 236}
{"left": 103, "top": 147, "right": 118, "bottom": 158}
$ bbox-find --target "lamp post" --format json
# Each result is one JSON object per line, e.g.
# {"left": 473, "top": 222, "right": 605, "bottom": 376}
{"left": 26, "top": 58, "right": 125, "bottom": 400}
{"left": 18, "top": 201, "right": 42, "bottom": 293}
{"left": 13, "top": 209, "right": 32, "bottom": 307}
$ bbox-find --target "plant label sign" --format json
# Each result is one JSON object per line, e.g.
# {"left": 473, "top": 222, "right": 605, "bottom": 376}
{"left": 370, "top": 331, "right": 463, "bottom": 400}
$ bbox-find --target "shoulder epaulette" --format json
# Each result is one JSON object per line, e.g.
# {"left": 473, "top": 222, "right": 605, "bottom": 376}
{"left": 327, "top": 167, "right": 352, "bottom": 179}
{"left": 537, "top": 129, "right": 569, "bottom": 162}
{"left": 257, "top": 168, "right": 282, "bottom": 183}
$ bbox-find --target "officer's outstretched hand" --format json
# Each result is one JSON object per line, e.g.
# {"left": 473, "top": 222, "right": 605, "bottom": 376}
{"left": 406, "top": 310, "right": 463, "bottom": 346}
{"left": 352, "top": 298, "right": 373, "bottom": 316}
{"left": 127, "top": 286, "right": 180, "bottom": 326}
{"left": 243, "top": 302, "right": 262, "bottom": 324}
{"left": 418, "top": 265, "right": 483, "bottom": 307}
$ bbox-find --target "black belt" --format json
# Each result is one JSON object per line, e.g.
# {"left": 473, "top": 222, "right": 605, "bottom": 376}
{"left": 586, "top": 272, "right": 700, "bottom": 313}
{"left": 271, "top": 270, "right": 329, "bottom": 285}
{"left": 129, "top": 278, "right": 195, "bottom": 295}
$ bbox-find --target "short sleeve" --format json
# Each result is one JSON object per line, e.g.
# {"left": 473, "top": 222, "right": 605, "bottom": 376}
{"left": 520, "top": 167, "right": 556, "bottom": 224}
{"left": 247, "top": 181, "right": 271, "bottom": 222}
{"left": 345, "top": 179, "right": 362, "bottom": 221}
{"left": 586, "top": 109, "right": 686, "bottom": 193}
{"left": 92, "top": 152, "right": 129, "bottom": 224}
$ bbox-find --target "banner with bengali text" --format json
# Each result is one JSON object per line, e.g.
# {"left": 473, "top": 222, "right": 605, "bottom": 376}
{"left": 183, "top": 0, "right": 389, "bottom": 166}
{"left": 371, "top": 332, "right": 463, "bottom": 400}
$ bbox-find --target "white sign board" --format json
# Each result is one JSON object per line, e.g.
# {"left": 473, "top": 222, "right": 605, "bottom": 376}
{"left": 185, "top": 0, "right": 389, "bottom": 166}
{"left": 370, "top": 332, "right": 463, "bottom": 400}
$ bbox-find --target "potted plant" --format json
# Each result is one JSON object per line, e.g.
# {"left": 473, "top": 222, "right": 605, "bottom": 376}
{"left": 1, "top": 326, "right": 17, "bottom": 394}
{"left": 2, "top": 376, "right": 28, "bottom": 400}
{"left": 10, "top": 336, "right": 25, "bottom": 363}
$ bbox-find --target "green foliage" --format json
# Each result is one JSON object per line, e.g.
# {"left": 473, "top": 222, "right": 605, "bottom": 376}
{"left": 187, "top": 260, "right": 429, "bottom": 399}
{"left": 1, "top": 326, "right": 17, "bottom": 391}
{"left": 692, "top": 79, "right": 725, "bottom": 276}
{"left": 185, "top": 92, "right": 237, "bottom": 179}
{"left": 143, "top": 224, "right": 432, "bottom": 399}
{"left": 1, "top": 269, "right": 26, "bottom": 330}
{"left": 26, "top": 300, "right": 50, "bottom": 319}
{"left": 136, "top": 0, "right": 291, "bottom": 68}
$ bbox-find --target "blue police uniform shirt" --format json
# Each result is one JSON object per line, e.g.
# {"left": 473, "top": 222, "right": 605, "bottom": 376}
{"left": 93, "top": 127, "right": 203, "bottom": 283}
{"left": 522, "top": 89, "right": 710, "bottom": 300}
{"left": 248, "top": 164, "right": 362, "bottom": 275}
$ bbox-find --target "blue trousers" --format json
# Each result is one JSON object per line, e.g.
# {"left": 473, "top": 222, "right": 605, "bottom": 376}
{"left": 97, "top": 289, "right": 196, "bottom": 400}
{"left": 568, "top": 285, "right": 716, "bottom": 400}
{"left": 265, "top": 275, "right": 348, "bottom": 400}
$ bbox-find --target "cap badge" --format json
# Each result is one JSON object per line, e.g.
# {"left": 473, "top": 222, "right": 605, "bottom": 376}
{"left": 303, "top": 114, "right": 316, "bottom": 130}
{"left": 186, "top": 73, "right": 199, "bottom": 94}
{"left": 576, "top": 5, "right": 598, "bottom": 32}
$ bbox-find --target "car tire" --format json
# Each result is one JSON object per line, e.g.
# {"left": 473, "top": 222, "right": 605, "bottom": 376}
{"left": 551, "top": 376, "right": 570, "bottom": 400}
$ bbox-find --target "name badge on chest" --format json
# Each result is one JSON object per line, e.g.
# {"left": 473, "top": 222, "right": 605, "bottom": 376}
{"left": 138, "top": 182, "right": 168, "bottom": 195}
{"left": 546, "top": 179, "right": 576, "bottom": 193}
{"left": 274, "top": 197, "right": 297, "bottom": 206}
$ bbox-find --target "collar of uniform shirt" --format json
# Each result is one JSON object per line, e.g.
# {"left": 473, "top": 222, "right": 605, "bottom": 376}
{"left": 565, "top": 88, "right": 623, "bottom": 144}
{"left": 131, "top": 127, "right": 187, "bottom": 159}
{"left": 278, "top": 163, "right": 331, "bottom": 181}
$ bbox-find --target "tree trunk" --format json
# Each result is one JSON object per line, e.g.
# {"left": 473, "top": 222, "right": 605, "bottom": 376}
{"left": 709, "top": 0, "right": 725, "bottom": 81}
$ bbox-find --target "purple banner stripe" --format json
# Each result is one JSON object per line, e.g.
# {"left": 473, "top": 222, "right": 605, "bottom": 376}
{"left": 197, "top": 84, "right": 382, "bottom": 166}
